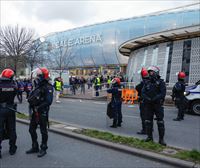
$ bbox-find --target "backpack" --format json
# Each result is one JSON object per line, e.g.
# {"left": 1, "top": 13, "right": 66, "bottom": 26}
{"left": 27, "top": 87, "right": 42, "bottom": 106}
{"left": 107, "top": 102, "right": 113, "bottom": 119}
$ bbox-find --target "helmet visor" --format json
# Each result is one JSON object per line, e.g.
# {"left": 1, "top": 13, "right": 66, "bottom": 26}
{"left": 31, "top": 68, "right": 43, "bottom": 79}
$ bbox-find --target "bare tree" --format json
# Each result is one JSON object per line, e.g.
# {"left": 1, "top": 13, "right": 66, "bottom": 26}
{"left": 0, "top": 25, "right": 35, "bottom": 75}
{"left": 45, "top": 38, "right": 75, "bottom": 77}
{"left": 26, "top": 39, "right": 45, "bottom": 74}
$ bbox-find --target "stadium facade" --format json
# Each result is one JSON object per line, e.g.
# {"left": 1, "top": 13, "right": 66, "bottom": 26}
{"left": 42, "top": 3, "right": 200, "bottom": 84}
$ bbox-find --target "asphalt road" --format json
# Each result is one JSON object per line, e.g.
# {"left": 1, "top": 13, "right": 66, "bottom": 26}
{"left": 0, "top": 123, "right": 176, "bottom": 168}
{"left": 18, "top": 97, "right": 200, "bottom": 151}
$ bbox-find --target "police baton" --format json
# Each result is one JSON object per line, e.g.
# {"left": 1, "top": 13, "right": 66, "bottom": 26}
{"left": 7, "top": 107, "right": 24, "bottom": 115}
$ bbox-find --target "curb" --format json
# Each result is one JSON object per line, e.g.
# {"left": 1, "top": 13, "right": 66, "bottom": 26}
{"left": 16, "top": 118, "right": 199, "bottom": 168}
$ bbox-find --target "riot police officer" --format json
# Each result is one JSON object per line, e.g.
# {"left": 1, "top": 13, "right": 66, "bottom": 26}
{"left": 0, "top": 69, "right": 18, "bottom": 158}
{"left": 142, "top": 66, "right": 166, "bottom": 146}
{"left": 26, "top": 67, "right": 53, "bottom": 157}
{"left": 107, "top": 77, "right": 122, "bottom": 128}
{"left": 172, "top": 72, "right": 186, "bottom": 121}
{"left": 135, "top": 68, "right": 149, "bottom": 135}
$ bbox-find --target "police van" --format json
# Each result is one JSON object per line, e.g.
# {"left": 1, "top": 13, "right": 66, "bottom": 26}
{"left": 184, "top": 80, "right": 200, "bottom": 115}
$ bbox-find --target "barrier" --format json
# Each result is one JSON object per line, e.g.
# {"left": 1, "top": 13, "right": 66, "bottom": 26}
{"left": 121, "top": 88, "right": 138, "bottom": 104}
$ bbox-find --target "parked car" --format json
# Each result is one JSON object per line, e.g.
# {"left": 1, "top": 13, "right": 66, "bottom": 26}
{"left": 184, "top": 80, "right": 200, "bottom": 115}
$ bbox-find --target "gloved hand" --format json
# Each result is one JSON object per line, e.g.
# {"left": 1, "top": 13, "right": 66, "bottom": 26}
{"left": 145, "top": 97, "right": 152, "bottom": 103}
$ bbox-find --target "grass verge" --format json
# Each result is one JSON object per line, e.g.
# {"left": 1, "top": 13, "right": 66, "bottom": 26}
{"left": 78, "top": 129, "right": 200, "bottom": 163}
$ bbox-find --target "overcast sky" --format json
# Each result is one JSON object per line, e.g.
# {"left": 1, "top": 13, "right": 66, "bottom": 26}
{"left": 0, "top": 0, "right": 198, "bottom": 37}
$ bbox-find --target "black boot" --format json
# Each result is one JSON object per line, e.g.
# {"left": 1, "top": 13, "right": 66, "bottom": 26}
{"left": 144, "top": 120, "right": 153, "bottom": 142}
{"left": 9, "top": 145, "right": 17, "bottom": 155}
{"left": 137, "top": 121, "right": 146, "bottom": 134}
{"left": 37, "top": 144, "right": 47, "bottom": 157}
{"left": 137, "top": 129, "right": 146, "bottom": 135}
{"left": 110, "top": 119, "right": 117, "bottom": 128}
{"left": 173, "top": 118, "right": 181, "bottom": 121}
{"left": 158, "top": 121, "right": 166, "bottom": 146}
{"left": 26, "top": 142, "right": 39, "bottom": 154}
{"left": 37, "top": 149, "right": 46, "bottom": 157}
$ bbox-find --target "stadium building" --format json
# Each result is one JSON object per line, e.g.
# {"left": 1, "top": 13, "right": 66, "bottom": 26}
{"left": 42, "top": 3, "right": 200, "bottom": 84}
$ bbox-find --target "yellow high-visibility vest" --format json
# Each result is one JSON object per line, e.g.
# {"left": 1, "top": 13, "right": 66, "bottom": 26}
{"left": 55, "top": 81, "right": 62, "bottom": 91}
{"left": 96, "top": 77, "right": 101, "bottom": 86}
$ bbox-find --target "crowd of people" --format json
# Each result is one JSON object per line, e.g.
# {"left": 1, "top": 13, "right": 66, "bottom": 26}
{"left": 69, "top": 75, "right": 126, "bottom": 96}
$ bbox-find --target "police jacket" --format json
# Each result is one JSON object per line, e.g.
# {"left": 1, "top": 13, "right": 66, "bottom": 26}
{"left": 135, "top": 81, "right": 144, "bottom": 102}
{"left": 0, "top": 77, "right": 17, "bottom": 105}
{"left": 28, "top": 80, "right": 53, "bottom": 112}
{"left": 142, "top": 77, "right": 166, "bottom": 104}
{"left": 107, "top": 86, "right": 122, "bottom": 104}
{"left": 172, "top": 80, "right": 185, "bottom": 99}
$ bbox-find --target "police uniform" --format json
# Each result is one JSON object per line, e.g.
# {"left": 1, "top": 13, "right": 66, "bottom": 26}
{"left": 107, "top": 84, "right": 122, "bottom": 127}
{"left": 27, "top": 79, "right": 53, "bottom": 157}
{"left": 0, "top": 77, "right": 18, "bottom": 158}
{"left": 172, "top": 80, "right": 186, "bottom": 120}
{"left": 142, "top": 76, "right": 166, "bottom": 145}
{"left": 136, "top": 81, "right": 146, "bottom": 134}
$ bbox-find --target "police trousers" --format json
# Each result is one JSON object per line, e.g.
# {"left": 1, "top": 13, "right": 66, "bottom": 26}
{"left": 29, "top": 110, "right": 48, "bottom": 150}
{"left": 144, "top": 102, "right": 165, "bottom": 139}
{"left": 112, "top": 101, "right": 122, "bottom": 124}
{"left": 0, "top": 106, "right": 17, "bottom": 151}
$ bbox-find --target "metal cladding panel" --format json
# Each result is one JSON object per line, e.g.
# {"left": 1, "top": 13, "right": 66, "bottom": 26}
{"left": 126, "top": 52, "right": 135, "bottom": 80}
{"left": 169, "top": 40, "right": 184, "bottom": 85}
{"left": 133, "top": 49, "right": 145, "bottom": 82}
{"left": 189, "top": 37, "right": 200, "bottom": 84}
{"left": 157, "top": 43, "right": 168, "bottom": 80}
{"left": 145, "top": 46, "right": 154, "bottom": 68}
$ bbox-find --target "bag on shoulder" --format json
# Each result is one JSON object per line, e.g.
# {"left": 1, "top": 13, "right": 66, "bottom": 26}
{"left": 27, "top": 87, "right": 41, "bottom": 106}
{"left": 107, "top": 102, "right": 113, "bottom": 119}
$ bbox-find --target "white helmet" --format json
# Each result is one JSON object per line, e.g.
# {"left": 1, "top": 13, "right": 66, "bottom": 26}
{"left": 147, "top": 66, "right": 160, "bottom": 76}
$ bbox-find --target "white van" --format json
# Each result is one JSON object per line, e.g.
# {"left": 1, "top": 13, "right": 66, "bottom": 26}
{"left": 184, "top": 80, "right": 200, "bottom": 115}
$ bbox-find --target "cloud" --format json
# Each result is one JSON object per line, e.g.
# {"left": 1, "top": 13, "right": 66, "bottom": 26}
{"left": 1, "top": 0, "right": 198, "bottom": 37}
{"left": 11, "top": 1, "right": 97, "bottom": 24}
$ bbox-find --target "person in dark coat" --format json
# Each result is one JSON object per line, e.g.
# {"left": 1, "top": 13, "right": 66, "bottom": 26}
{"left": 142, "top": 66, "right": 166, "bottom": 146}
{"left": 0, "top": 69, "right": 18, "bottom": 158}
{"left": 107, "top": 77, "right": 122, "bottom": 128}
{"left": 172, "top": 72, "right": 186, "bottom": 121}
{"left": 135, "top": 68, "right": 149, "bottom": 135}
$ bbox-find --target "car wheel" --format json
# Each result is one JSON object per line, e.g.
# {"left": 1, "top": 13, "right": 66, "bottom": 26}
{"left": 191, "top": 100, "right": 200, "bottom": 116}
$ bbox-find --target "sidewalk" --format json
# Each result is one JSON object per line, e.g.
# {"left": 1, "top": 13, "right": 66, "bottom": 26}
{"left": 62, "top": 86, "right": 174, "bottom": 104}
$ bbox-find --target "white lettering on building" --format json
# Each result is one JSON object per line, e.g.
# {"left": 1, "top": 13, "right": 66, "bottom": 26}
{"left": 52, "top": 34, "right": 102, "bottom": 49}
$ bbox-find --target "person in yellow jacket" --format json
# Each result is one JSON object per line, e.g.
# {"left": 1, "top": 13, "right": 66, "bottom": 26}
{"left": 53, "top": 77, "right": 63, "bottom": 103}
{"left": 94, "top": 74, "right": 101, "bottom": 96}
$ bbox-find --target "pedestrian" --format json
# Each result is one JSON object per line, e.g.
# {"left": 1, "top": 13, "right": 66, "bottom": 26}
{"left": 135, "top": 68, "right": 149, "bottom": 135}
{"left": 0, "top": 69, "right": 18, "bottom": 159}
{"left": 54, "top": 77, "right": 63, "bottom": 103}
{"left": 106, "top": 76, "right": 111, "bottom": 88}
{"left": 25, "top": 79, "right": 33, "bottom": 99}
{"left": 107, "top": 77, "right": 122, "bottom": 128}
{"left": 142, "top": 66, "right": 166, "bottom": 146}
{"left": 94, "top": 75, "right": 100, "bottom": 96}
{"left": 17, "top": 79, "right": 24, "bottom": 103}
{"left": 26, "top": 67, "right": 53, "bottom": 157}
{"left": 172, "top": 72, "right": 186, "bottom": 121}
{"left": 80, "top": 77, "right": 86, "bottom": 94}
{"left": 87, "top": 76, "right": 92, "bottom": 89}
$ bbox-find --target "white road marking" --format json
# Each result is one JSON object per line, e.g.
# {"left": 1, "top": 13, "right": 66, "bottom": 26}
{"left": 93, "top": 102, "right": 106, "bottom": 105}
